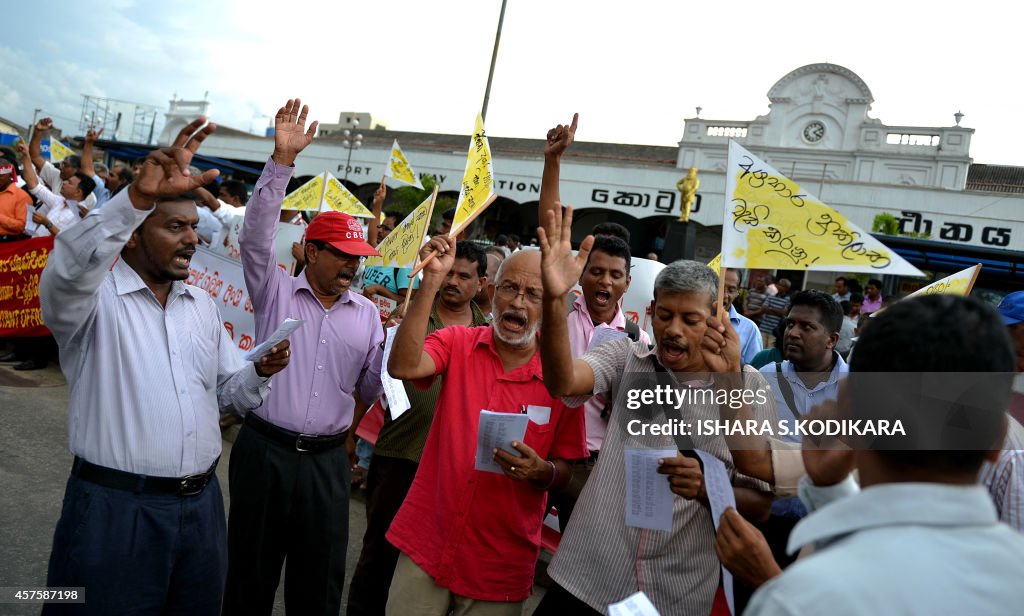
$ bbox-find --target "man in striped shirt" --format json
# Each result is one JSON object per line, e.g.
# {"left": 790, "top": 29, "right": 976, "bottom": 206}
{"left": 758, "top": 278, "right": 791, "bottom": 348}
{"left": 534, "top": 204, "right": 775, "bottom": 615}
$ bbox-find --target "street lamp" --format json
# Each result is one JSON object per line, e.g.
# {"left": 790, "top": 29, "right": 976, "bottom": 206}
{"left": 342, "top": 119, "right": 363, "bottom": 182}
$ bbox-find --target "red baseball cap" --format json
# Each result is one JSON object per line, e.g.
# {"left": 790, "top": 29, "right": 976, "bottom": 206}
{"left": 305, "top": 211, "right": 380, "bottom": 257}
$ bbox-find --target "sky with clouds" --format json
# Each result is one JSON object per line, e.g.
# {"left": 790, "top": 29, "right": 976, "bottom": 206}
{"left": 3, "top": 0, "right": 1021, "bottom": 164}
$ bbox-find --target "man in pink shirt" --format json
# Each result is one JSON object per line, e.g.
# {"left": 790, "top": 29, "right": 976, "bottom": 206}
{"left": 224, "top": 99, "right": 384, "bottom": 615}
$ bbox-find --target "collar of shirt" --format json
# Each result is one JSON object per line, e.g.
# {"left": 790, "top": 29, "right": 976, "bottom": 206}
{"left": 789, "top": 482, "right": 998, "bottom": 554}
{"left": 572, "top": 293, "right": 626, "bottom": 329}
{"left": 472, "top": 326, "right": 544, "bottom": 382}
{"left": 111, "top": 258, "right": 193, "bottom": 304}
{"left": 728, "top": 303, "right": 741, "bottom": 325}
{"left": 293, "top": 268, "right": 354, "bottom": 307}
{"left": 781, "top": 351, "right": 849, "bottom": 389}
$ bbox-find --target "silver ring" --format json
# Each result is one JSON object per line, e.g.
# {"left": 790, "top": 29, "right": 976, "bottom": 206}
{"left": 510, "top": 466, "right": 516, "bottom": 472}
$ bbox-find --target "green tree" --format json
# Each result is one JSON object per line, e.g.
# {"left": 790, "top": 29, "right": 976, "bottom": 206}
{"left": 872, "top": 212, "right": 900, "bottom": 235}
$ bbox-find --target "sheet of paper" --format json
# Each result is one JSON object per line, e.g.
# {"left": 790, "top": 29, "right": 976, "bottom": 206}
{"left": 243, "top": 318, "right": 304, "bottom": 361}
{"left": 381, "top": 325, "right": 411, "bottom": 420}
{"left": 475, "top": 410, "right": 529, "bottom": 474}
{"left": 625, "top": 448, "right": 677, "bottom": 532}
{"left": 526, "top": 404, "right": 550, "bottom": 425}
{"left": 608, "top": 591, "right": 662, "bottom": 616}
{"left": 588, "top": 325, "right": 628, "bottom": 351}
{"left": 24, "top": 205, "right": 39, "bottom": 235}
{"left": 695, "top": 449, "right": 737, "bottom": 616}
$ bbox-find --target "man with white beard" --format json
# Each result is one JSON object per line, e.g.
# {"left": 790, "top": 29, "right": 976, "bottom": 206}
{"left": 385, "top": 242, "right": 587, "bottom": 615}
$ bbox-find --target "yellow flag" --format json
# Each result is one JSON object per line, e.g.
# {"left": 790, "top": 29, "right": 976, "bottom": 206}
{"left": 282, "top": 173, "right": 325, "bottom": 211}
{"left": 870, "top": 264, "right": 981, "bottom": 318}
{"left": 49, "top": 137, "right": 75, "bottom": 163}
{"left": 722, "top": 141, "right": 922, "bottom": 276}
{"left": 905, "top": 264, "right": 981, "bottom": 299}
{"left": 707, "top": 253, "right": 722, "bottom": 275}
{"left": 363, "top": 194, "right": 434, "bottom": 268}
{"left": 385, "top": 140, "right": 423, "bottom": 189}
{"left": 322, "top": 173, "right": 374, "bottom": 217}
{"left": 451, "top": 115, "right": 495, "bottom": 234}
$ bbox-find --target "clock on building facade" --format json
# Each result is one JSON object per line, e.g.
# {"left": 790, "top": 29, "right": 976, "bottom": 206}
{"left": 802, "top": 120, "right": 826, "bottom": 143}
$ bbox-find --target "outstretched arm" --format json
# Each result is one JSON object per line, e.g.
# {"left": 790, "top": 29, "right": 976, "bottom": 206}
{"left": 537, "top": 202, "right": 596, "bottom": 397}
{"left": 388, "top": 235, "right": 456, "bottom": 380}
{"left": 240, "top": 99, "right": 317, "bottom": 305}
{"left": 80, "top": 128, "right": 103, "bottom": 178}
{"left": 29, "top": 118, "right": 50, "bottom": 171}
{"left": 538, "top": 113, "right": 577, "bottom": 243}
{"left": 41, "top": 118, "right": 220, "bottom": 345}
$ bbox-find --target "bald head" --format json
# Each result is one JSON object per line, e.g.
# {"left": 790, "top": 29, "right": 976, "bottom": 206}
{"left": 494, "top": 248, "right": 540, "bottom": 285}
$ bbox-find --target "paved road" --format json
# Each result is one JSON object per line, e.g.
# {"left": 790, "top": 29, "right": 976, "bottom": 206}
{"left": 0, "top": 362, "right": 546, "bottom": 615}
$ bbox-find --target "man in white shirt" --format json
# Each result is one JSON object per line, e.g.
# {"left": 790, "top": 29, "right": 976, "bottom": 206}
{"left": 745, "top": 295, "right": 1024, "bottom": 615}
{"left": 14, "top": 141, "right": 92, "bottom": 238}
{"left": 39, "top": 118, "right": 292, "bottom": 616}
{"left": 28, "top": 118, "right": 98, "bottom": 210}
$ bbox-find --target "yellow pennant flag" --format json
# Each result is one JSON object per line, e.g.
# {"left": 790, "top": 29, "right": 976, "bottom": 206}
{"left": 363, "top": 193, "right": 435, "bottom": 268}
{"left": 49, "top": 137, "right": 75, "bottom": 163}
{"left": 871, "top": 264, "right": 981, "bottom": 317}
{"left": 707, "top": 253, "right": 722, "bottom": 275}
{"left": 322, "top": 173, "right": 374, "bottom": 217}
{"left": 451, "top": 115, "right": 496, "bottom": 235}
{"left": 385, "top": 140, "right": 423, "bottom": 189}
{"left": 282, "top": 172, "right": 326, "bottom": 211}
{"left": 722, "top": 141, "right": 922, "bottom": 276}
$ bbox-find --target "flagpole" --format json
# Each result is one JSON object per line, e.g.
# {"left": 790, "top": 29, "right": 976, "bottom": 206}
{"left": 480, "top": 0, "right": 509, "bottom": 122}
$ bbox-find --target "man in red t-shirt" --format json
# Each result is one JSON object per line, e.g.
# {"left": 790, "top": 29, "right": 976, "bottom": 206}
{"left": 387, "top": 238, "right": 587, "bottom": 615}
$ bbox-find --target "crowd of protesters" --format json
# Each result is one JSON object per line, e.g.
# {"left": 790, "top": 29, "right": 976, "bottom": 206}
{"left": 2, "top": 103, "right": 1023, "bottom": 616}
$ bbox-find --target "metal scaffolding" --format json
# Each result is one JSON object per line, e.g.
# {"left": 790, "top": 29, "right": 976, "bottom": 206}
{"left": 78, "top": 95, "right": 161, "bottom": 144}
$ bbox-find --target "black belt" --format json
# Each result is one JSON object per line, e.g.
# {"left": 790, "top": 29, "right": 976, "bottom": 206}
{"left": 71, "top": 457, "right": 218, "bottom": 497}
{"left": 244, "top": 413, "right": 348, "bottom": 454}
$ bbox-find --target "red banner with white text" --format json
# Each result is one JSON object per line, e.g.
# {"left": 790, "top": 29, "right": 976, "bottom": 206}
{"left": 0, "top": 236, "right": 54, "bottom": 337}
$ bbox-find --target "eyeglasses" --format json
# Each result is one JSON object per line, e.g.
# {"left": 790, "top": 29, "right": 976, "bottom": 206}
{"left": 494, "top": 283, "right": 543, "bottom": 305}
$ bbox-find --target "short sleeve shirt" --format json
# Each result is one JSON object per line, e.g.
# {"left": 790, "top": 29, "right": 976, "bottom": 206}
{"left": 386, "top": 326, "right": 588, "bottom": 602}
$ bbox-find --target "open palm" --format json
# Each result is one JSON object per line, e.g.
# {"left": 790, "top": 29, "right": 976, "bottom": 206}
{"left": 537, "top": 204, "right": 593, "bottom": 297}
{"left": 133, "top": 118, "right": 219, "bottom": 200}
{"left": 274, "top": 98, "right": 318, "bottom": 164}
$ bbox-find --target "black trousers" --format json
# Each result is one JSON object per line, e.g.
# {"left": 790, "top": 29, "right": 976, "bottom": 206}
{"left": 44, "top": 473, "right": 227, "bottom": 616}
{"left": 346, "top": 454, "right": 419, "bottom": 616}
{"left": 223, "top": 420, "right": 351, "bottom": 616}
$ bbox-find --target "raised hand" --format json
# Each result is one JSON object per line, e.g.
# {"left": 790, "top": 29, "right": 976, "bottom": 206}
{"left": 35, "top": 118, "right": 53, "bottom": 134}
{"left": 537, "top": 203, "right": 593, "bottom": 298}
{"left": 372, "top": 181, "right": 387, "bottom": 209}
{"left": 85, "top": 128, "right": 104, "bottom": 143}
{"left": 128, "top": 118, "right": 220, "bottom": 207}
{"left": 14, "top": 141, "right": 29, "bottom": 158}
{"left": 272, "top": 98, "right": 318, "bottom": 167}
{"left": 545, "top": 113, "right": 578, "bottom": 158}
